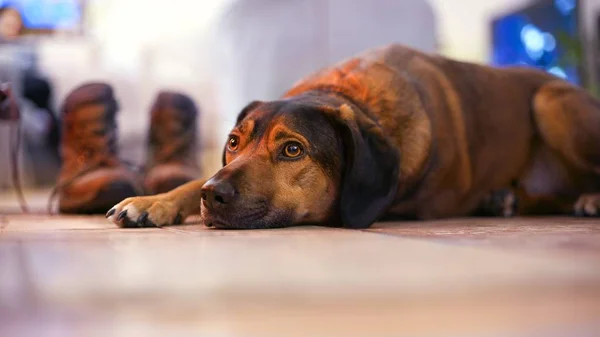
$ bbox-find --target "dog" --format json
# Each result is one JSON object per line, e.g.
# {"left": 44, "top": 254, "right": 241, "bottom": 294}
{"left": 106, "top": 44, "right": 600, "bottom": 229}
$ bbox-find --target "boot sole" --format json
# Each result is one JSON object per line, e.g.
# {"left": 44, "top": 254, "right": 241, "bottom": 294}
{"left": 59, "top": 181, "right": 139, "bottom": 215}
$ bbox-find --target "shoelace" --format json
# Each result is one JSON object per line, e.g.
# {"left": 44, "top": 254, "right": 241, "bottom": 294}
{"left": 149, "top": 109, "right": 196, "bottom": 165}
{"left": 46, "top": 158, "right": 143, "bottom": 214}
{"left": 46, "top": 158, "right": 105, "bottom": 214}
{"left": 1, "top": 83, "right": 29, "bottom": 213}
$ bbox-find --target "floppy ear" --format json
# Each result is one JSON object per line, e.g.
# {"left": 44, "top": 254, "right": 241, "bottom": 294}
{"left": 328, "top": 104, "right": 400, "bottom": 228}
{"left": 222, "top": 100, "right": 264, "bottom": 166}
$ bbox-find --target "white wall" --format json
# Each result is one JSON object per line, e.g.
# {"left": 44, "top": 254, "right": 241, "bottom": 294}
{"left": 35, "top": 0, "right": 438, "bottom": 178}
{"left": 428, "top": 0, "right": 532, "bottom": 61}
{"left": 213, "top": 0, "right": 437, "bottom": 145}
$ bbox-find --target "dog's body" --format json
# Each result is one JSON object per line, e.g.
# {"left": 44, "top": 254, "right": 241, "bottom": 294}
{"left": 108, "top": 45, "right": 600, "bottom": 229}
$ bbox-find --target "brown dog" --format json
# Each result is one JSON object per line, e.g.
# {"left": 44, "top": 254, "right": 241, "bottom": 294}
{"left": 107, "top": 44, "right": 600, "bottom": 229}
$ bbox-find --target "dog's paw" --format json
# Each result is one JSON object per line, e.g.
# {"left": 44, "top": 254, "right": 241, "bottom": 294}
{"left": 574, "top": 194, "right": 600, "bottom": 217}
{"left": 106, "top": 196, "right": 184, "bottom": 228}
{"left": 479, "top": 189, "right": 518, "bottom": 217}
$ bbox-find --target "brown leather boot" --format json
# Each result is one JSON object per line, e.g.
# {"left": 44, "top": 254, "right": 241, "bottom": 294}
{"left": 53, "top": 83, "right": 142, "bottom": 214}
{"left": 143, "top": 91, "right": 200, "bottom": 194}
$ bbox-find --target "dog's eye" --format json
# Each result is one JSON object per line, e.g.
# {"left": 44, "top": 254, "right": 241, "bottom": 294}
{"left": 283, "top": 142, "right": 303, "bottom": 158}
{"left": 228, "top": 135, "right": 240, "bottom": 151}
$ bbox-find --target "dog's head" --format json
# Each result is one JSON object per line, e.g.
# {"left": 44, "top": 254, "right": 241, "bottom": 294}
{"left": 200, "top": 93, "right": 400, "bottom": 229}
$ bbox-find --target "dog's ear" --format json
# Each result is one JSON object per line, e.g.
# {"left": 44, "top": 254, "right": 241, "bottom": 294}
{"left": 222, "top": 100, "right": 264, "bottom": 166}
{"left": 326, "top": 104, "right": 400, "bottom": 228}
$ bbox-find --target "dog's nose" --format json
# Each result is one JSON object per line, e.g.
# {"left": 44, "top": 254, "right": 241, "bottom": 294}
{"left": 201, "top": 178, "right": 236, "bottom": 209}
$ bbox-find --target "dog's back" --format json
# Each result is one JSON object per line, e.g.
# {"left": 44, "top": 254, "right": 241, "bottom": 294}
{"left": 287, "top": 44, "right": 599, "bottom": 219}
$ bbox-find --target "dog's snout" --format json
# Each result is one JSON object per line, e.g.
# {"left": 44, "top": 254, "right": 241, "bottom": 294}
{"left": 201, "top": 178, "right": 236, "bottom": 209}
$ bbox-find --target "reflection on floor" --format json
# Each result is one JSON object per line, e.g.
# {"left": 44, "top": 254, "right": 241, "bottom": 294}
{"left": 1, "top": 189, "right": 599, "bottom": 336}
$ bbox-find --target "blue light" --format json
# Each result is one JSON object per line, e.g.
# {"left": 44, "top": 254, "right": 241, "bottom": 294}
{"left": 554, "top": 0, "right": 576, "bottom": 15}
{"left": 521, "top": 24, "right": 545, "bottom": 60}
{"left": 548, "top": 66, "right": 568, "bottom": 79}
{"left": 543, "top": 33, "right": 556, "bottom": 51}
{"left": 0, "top": 0, "right": 80, "bottom": 29}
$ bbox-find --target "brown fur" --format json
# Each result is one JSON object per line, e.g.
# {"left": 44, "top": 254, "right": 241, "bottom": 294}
{"left": 108, "top": 44, "right": 600, "bottom": 229}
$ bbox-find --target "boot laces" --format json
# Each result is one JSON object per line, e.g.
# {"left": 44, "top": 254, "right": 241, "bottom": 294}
{"left": 149, "top": 107, "right": 196, "bottom": 165}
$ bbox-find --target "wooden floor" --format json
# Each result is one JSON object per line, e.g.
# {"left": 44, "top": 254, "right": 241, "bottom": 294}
{"left": 1, "top": 190, "right": 600, "bottom": 336}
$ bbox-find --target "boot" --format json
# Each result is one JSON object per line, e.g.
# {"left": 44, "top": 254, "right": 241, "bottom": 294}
{"left": 143, "top": 91, "right": 200, "bottom": 194}
{"left": 54, "top": 83, "right": 142, "bottom": 214}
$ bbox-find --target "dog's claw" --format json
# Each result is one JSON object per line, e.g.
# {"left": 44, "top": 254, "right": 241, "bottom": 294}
{"left": 141, "top": 212, "right": 157, "bottom": 228}
{"left": 117, "top": 210, "right": 127, "bottom": 221}
{"left": 174, "top": 213, "right": 183, "bottom": 225}
{"left": 138, "top": 211, "right": 149, "bottom": 227}
{"left": 106, "top": 208, "right": 115, "bottom": 218}
{"left": 477, "top": 189, "right": 518, "bottom": 217}
{"left": 574, "top": 194, "right": 600, "bottom": 217}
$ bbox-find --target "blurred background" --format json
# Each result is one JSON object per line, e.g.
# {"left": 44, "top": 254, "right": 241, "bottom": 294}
{"left": 0, "top": 0, "right": 598, "bottom": 191}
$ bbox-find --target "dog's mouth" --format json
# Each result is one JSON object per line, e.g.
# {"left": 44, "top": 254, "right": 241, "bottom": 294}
{"left": 200, "top": 204, "right": 274, "bottom": 229}
{"left": 200, "top": 212, "right": 236, "bottom": 229}
{"left": 202, "top": 218, "right": 223, "bottom": 228}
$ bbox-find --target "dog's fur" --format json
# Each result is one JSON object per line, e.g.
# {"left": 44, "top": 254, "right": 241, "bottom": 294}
{"left": 108, "top": 45, "right": 600, "bottom": 229}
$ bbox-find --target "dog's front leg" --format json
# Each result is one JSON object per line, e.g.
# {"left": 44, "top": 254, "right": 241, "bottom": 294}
{"left": 106, "top": 179, "right": 206, "bottom": 228}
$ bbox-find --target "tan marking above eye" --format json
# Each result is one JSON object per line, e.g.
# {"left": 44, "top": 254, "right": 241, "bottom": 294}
{"left": 238, "top": 119, "right": 255, "bottom": 134}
